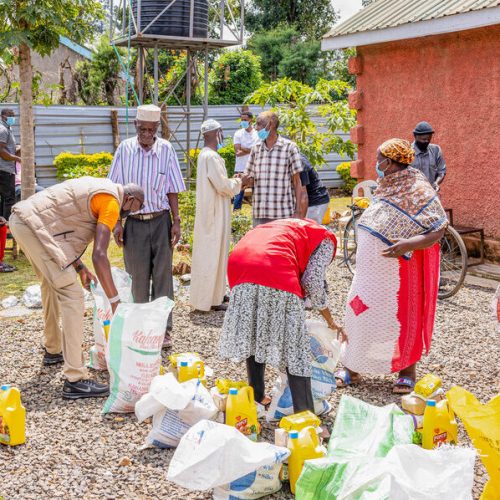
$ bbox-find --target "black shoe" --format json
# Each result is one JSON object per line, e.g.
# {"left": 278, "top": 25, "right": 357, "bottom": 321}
{"left": 62, "top": 379, "right": 109, "bottom": 400}
{"left": 43, "top": 348, "right": 64, "bottom": 366}
{"left": 211, "top": 303, "right": 228, "bottom": 311}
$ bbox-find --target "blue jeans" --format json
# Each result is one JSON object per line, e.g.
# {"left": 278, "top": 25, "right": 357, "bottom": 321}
{"left": 233, "top": 189, "right": 245, "bottom": 211}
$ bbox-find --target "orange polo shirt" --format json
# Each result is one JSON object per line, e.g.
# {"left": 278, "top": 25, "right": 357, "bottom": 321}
{"left": 90, "top": 194, "right": 120, "bottom": 231}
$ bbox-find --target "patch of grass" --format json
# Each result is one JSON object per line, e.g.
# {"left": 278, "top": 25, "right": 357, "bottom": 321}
{"left": 329, "top": 195, "right": 351, "bottom": 215}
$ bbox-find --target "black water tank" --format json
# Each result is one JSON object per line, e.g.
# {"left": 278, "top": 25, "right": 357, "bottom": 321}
{"left": 132, "top": 0, "right": 209, "bottom": 38}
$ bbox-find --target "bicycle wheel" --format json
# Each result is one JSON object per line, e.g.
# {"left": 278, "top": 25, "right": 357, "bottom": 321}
{"left": 343, "top": 218, "right": 358, "bottom": 275}
{"left": 438, "top": 225, "right": 468, "bottom": 299}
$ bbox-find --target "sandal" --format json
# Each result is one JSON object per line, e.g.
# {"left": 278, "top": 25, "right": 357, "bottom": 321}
{"left": 334, "top": 369, "right": 361, "bottom": 388}
{"left": 0, "top": 263, "right": 16, "bottom": 273}
{"left": 393, "top": 376, "right": 415, "bottom": 394}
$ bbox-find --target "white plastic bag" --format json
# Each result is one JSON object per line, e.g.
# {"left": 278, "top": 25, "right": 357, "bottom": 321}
{"left": 296, "top": 444, "right": 475, "bottom": 500}
{"left": 89, "top": 267, "right": 133, "bottom": 370}
{"left": 1, "top": 296, "right": 18, "bottom": 309}
{"left": 136, "top": 373, "right": 218, "bottom": 448}
{"left": 213, "top": 462, "right": 284, "bottom": 500}
{"left": 102, "top": 296, "right": 174, "bottom": 413}
{"left": 267, "top": 320, "right": 340, "bottom": 421}
{"left": 167, "top": 420, "right": 290, "bottom": 491}
{"left": 22, "top": 284, "right": 42, "bottom": 308}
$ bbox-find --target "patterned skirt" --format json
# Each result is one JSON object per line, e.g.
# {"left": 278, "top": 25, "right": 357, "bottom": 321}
{"left": 219, "top": 283, "right": 312, "bottom": 377}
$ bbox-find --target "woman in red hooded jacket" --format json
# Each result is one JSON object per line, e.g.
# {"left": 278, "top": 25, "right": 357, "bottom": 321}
{"left": 219, "top": 218, "right": 345, "bottom": 413}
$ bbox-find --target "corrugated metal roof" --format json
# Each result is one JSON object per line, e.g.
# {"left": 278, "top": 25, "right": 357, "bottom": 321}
{"left": 325, "top": 0, "right": 500, "bottom": 38}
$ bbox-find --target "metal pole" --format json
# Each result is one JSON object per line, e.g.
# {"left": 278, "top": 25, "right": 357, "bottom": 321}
{"left": 220, "top": 0, "right": 224, "bottom": 39}
{"left": 137, "top": 0, "right": 141, "bottom": 33}
{"left": 121, "top": 0, "right": 126, "bottom": 36}
{"left": 154, "top": 45, "right": 159, "bottom": 105}
{"left": 240, "top": 0, "right": 244, "bottom": 43}
{"left": 203, "top": 47, "right": 208, "bottom": 120}
{"left": 138, "top": 47, "right": 144, "bottom": 104}
{"left": 186, "top": 49, "right": 191, "bottom": 188}
{"left": 109, "top": 0, "right": 114, "bottom": 40}
{"left": 189, "top": 0, "right": 195, "bottom": 38}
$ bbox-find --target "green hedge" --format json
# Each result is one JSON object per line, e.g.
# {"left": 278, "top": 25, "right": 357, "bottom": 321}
{"left": 54, "top": 152, "right": 113, "bottom": 180}
{"left": 336, "top": 161, "right": 357, "bottom": 195}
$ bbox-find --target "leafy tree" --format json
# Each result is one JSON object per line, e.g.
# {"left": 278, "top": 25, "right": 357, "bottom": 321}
{"left": 0, "top": 0, "right": 103, "bottom": 199}
{"left": 74, "top": 36, "right": 124, "bottom": 105}
{"left": 328, "top": 48, "right": 357, "bottom": 88}
{"left": 246, "top": 77, "right": 356, "bottom": 167}
{"left": 208, "top": 49, "right": 262, "bottom": 105}
{"left": 245, "top": 0, "right": 338, "bottom": 39}
{"left": 248, "top": 26, "right": 324, "bottom": 85}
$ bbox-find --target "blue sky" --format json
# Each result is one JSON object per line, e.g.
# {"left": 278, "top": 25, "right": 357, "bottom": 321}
{"left": 335, "top": 0, "right": 363, "bottom": 22}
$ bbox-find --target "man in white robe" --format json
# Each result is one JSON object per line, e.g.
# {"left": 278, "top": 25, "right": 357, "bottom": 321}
{"left": 190, "top": 119, "right": 243, "bottom": 312}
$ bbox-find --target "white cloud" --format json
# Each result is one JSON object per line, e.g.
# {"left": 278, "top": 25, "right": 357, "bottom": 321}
{"left": 334, "top": 0, "right": 363, "bottom": 23}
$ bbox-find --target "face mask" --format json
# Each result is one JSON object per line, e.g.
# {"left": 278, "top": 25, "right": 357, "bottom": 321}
{"left": 240, "top": 120, "right": 249, "bottom": 129}
{"left": 375, "top": 160, "right": 388, "bottom": 178}
{"left": 5, "top": 117, "right": 15, "bottom": 126}
{"left": 217, "top": 143, "right": 224, "bottom": 151}
{"left": 257, "top": 128, "right": 270, "bottom": 141}
{"left": 416, "top": 141, "right": 429, "bottom": 151}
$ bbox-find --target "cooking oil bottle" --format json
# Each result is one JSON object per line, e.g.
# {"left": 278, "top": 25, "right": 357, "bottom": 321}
{"left": 288, "top": 427, "right": 326, "bottom": 494}
{"left": 225, "top": 386, "right": 260, "bottom": 441}
{"left": 103, "top": 319, "right": 111, "bottom": 342}
{"left": 279, "top": 410, "right": 321, "bottom": 432}
{"left": 422, "top": 399, "right": 458, "bottom": 449}
{"left": 0, "top": 385, "right": 26, "bottom": 446}
{"left": 177, "top": 360, "right": 205, "bottom": 384}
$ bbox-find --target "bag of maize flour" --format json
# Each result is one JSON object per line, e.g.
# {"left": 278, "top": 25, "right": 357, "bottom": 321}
{"left": 89, "top": 267, "right": 133, "bottom": 370}
{"left": 266, "top": 320, "right": 340, "bottom": 421}
{"left": 102, "top": 296, "right": 174, "bottom": 414}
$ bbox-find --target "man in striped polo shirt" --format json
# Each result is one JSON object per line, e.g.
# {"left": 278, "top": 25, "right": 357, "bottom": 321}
{"left": 108, "top": 105, "right": 186, "bottom": 346}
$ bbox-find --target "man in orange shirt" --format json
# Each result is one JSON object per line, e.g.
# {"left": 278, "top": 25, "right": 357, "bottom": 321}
{"left": 10, "top": 178, "right": 144, "bottom": 400}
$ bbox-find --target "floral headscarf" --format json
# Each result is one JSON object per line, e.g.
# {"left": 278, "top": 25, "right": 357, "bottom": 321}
{"left": 380, "top": 138, "right": 415, "bottom": 165}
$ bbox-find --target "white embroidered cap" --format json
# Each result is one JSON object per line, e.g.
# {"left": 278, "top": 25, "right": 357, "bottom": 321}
{"left": 201, "top": 119, "right": 222, "bottom": 134}
{"left": 136, "top": 104, "right": 161, "bottom": 122}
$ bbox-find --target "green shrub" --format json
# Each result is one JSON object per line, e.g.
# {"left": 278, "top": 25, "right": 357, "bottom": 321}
{"left": 54, "top": 152, "right": 113, "bottom": 180}
{"left": 178, "top": 190, "right": 196, "bottom": 247}
{"left": 186, "top": 138, "right": 236, "bottom": 182}
{"left": 336, "top": 161, "right": 357, "bottom": 195}
{"left": 231, "top": 213, "right": 252, "bottom": 244}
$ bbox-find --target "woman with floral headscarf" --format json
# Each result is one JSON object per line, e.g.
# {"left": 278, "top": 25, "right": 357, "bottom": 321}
{"left": 336, "top": 138, "right": 448, "bottom": 394}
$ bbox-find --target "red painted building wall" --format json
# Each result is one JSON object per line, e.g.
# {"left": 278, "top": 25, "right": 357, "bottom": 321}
{"left": 350, "top": 25, "right": 500, "bottom": 247}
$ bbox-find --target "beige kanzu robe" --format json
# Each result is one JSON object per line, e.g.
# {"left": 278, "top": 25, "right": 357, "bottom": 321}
{"left": 189, "top": 147, "right": 242, "bottom": 311}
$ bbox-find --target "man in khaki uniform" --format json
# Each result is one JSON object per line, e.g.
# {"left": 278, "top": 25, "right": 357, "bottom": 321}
{"left": 10, "top": 177, "right": 144, "bottom": 399}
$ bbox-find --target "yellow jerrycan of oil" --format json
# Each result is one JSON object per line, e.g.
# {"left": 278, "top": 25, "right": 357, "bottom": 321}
{"left": 0, "top": 384, "right": 26, "bottom": 446}
{"left": 177, "top": 360, "right": 205, "bottom": 383}
{"left": 288, "top": 427, "right": 326, "bottom": 494}
{"left": 225, "top": 386, "right": 260, "bottom": 441}
{"left": 103, "top": 319, "right": 111, "bottom": 342}
{"left": 279, "top": 410, "right": 321, "bottom": 432}
{"left": 422, "top": 399, "right": 458, "bottom": 449}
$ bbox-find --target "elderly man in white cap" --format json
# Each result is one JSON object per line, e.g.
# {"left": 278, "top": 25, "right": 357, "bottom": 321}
{"left": 189, "top": 119, "right": 244, "bottom": 312}
{"left": 108, "top": 104, "right": 185, "bottom": 345}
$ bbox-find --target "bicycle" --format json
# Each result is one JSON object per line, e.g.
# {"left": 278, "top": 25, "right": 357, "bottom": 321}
{"left": 340, "top": 204, "right": 468, "bottom": 299}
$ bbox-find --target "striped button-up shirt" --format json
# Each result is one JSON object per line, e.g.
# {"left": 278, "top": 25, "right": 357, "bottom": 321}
{"left": 108, "top": 136, "right": 185, "bottom": 214}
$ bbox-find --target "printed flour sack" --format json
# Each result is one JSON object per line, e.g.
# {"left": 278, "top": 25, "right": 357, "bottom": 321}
{"left": 102, "top": 296, "right": 174, "bottom": 413}
{"left": 135, "top": 373, "right": 218, "bottom": 448}
{"left": 267, "top": 320, "right": 341, "bottom": 421}
{"left": 89, "top": 267, "right": 133, "bottom": 370}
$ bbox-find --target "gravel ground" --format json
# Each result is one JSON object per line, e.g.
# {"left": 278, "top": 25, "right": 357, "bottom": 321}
{"left": 1, "top": 263, "right": 498, "bottom": 500}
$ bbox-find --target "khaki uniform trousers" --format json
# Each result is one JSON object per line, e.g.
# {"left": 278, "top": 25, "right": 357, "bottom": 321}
{"left": 9, "top": 213, "right": 88, "bottom": 382}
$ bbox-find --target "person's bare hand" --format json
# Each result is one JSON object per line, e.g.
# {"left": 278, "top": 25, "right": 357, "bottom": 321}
{"left": 235, "top": 150, "right": 246, "bottom": 157}
{"left": 382, "top": 239, "right": 412, "bottom": 258}
{"left": 328, "top": 322, "right": 348, "bottom": 343}
{"left": 113, "top": 224, "right": 124, "bottom": 248}
{"left": 171, "top": 220, "right": 181, "bottom": 246}
{"left": 0, "top": 216, "right": 6, "bottom": 226}
{"left": 78, "top": 267, "right": 97, "bottom": 291}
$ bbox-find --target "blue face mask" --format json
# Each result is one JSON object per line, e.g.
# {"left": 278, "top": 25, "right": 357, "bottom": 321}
{"left": 257, "top": 128, "right": 270, "bottom": 141}
{"left": 240, "top": 120, "right": 249, "bottom": 129}
{"left": 5, "top": 117, "right": 15, "bottom": 127}
{"left": 217, "top": 143, "right": 224, "bottom": 151}
{"left": 375, "top": 159, "right": 389, "bottom": 178}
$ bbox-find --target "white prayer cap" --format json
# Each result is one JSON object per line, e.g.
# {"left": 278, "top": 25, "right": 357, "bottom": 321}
{"left": 136, "top": 104, "right": 161, "bottom": 122}
{"left": 201, "top": 119, "right": 221, "bottom": 134}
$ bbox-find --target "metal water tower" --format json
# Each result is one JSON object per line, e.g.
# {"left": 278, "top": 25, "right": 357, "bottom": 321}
{"left": 108, "top": 0, "right": 244, "bottom": 181}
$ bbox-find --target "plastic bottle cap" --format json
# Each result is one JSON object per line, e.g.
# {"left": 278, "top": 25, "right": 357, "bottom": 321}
{"left": 289, "top": 431, "right": 299, "bottom": 439}
{"left": 229, "top": 388, "right": 238, "bottom": 395}
{"left": 103, "top": 320, "right": 111, "bottom": 326}
{"left": 180, "top": 361, "right": 188, "bottom": 367}
{"left": 1, "top": 384, "right": 10, "bottom": 391}
{"left": 426, "top": 400, "right": 436, "bottom": 407}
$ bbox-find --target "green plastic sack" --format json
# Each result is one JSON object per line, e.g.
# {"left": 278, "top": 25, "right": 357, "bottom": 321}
{"left": 295, "top": 395, "right": 414, "bottom": 499}
{"left": 327, "top": 395, "right": 414, "bottom": 458}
